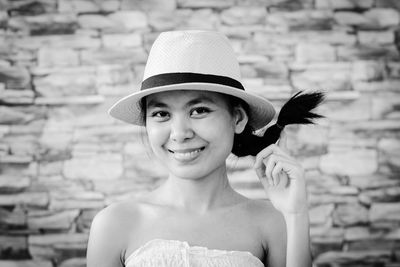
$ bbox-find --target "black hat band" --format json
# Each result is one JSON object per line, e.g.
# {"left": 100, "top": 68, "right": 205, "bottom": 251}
{"left": 141, "top": 72, "right": 245, "bottom": 91}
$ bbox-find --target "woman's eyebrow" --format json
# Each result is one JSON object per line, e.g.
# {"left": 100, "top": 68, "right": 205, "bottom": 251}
{"left": 186, "top": 96, "right": 216, "bottom": 107}
{"left": 146, "top": 99, "right": 168, "bottom": 109}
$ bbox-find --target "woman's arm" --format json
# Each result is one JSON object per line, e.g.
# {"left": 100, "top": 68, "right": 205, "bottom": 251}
{"left": 86, "top": 204, "right": 126, "bottom": 267}
{"left": 254, "top": 130, "right": 312, "bottom": 267}
{"left": 284, "top": 211, "right": 311, "bottom": 267}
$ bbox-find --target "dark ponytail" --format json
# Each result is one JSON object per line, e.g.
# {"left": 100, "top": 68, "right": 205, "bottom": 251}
{"left": 231, "top": 91, "right": 326, "bottom": 157}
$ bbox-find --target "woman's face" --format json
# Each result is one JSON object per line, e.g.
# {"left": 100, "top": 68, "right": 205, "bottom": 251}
{"left": 145, "top": 90, "right": 245, "bottom": 180}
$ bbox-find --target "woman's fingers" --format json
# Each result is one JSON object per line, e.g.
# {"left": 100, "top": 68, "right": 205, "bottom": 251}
{"left": 256, "top": 153, "right": 294, "bottom": 187}
{"left": 254, "top": 144, "right": 289, "bottom": 172}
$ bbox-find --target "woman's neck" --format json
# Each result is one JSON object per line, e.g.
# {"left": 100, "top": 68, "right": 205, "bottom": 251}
{"left": 155, "top": 165, "right": 237, "bottom": 214}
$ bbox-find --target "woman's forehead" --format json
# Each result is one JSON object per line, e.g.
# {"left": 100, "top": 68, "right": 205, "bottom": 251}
{"left": 145, "top": 90, "right": 229, "bottom": 106}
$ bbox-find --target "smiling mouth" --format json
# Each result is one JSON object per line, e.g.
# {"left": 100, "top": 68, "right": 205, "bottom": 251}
{"left": 167, "top": 147, "right": 205, "bottom": 162}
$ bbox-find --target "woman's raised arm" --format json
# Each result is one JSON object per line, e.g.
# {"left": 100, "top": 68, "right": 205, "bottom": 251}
{"left": 254, "top": 130, "right": 312, "bottom": 267}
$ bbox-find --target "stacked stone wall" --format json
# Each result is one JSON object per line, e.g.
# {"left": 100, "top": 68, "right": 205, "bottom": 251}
{"left": 0, "top": 0, "right": 400, "bottom": 266}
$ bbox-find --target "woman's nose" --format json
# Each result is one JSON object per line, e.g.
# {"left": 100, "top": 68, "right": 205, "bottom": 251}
{"left": 170, "top": 117, "right": 194, "bottom": 142}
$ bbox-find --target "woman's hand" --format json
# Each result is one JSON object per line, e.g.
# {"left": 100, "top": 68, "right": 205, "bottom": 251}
{"left": 253, "top": 130, "right": 308, "bottom": 215}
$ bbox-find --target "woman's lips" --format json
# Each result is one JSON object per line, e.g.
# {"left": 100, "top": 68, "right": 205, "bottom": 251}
{"left": 167, "top": 147, "right": 205, "bottom": 162}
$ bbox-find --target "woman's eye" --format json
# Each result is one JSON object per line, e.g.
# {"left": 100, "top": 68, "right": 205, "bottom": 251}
{"left": 150, "top": 111, "right": 170, "bottom": 119}
{"left": 191, "top": 107, "right": 211, "bottom": 116}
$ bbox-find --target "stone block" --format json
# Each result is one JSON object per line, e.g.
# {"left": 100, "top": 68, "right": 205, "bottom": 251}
{"left": 387, "top": 62, "right": 400, "bottom": 78}
{"left": 266, "top": 10, "right": 334, "bottom": 31}
{"left": 81, "top": 48, "right": 147, "bottom": 65}
{"left": 344, "top": 226, "right": 389, "bottom": 241}
{"left": 0, "top": 206, "right": 25, "bottom": 227}
{"left": 253, "top": 61, "right": 289, "bottom": 80}
{"left": 296, "top": 42, "right": 336, "bottom": 62}
{"left": 291, "top": 62, "right": 352, "bottom": 91}
{"left": 177, "top": 0, "right": 235, "bottom": 8}
{"left": 59, "top": 258, "right": 86, "bottom": 267}
{"left": 364, "top": 8, "right": 400, "bottom": 28}
{"left": 148, "top": 10, "right": 192, "bottom": 31}
{"left": 0, "top": 192, "right": 48, "bottom": 208}
{"left": 58, "top": 0, "right": 101, "bottom": 13}
{"left": 309, "top": 204, "right": 334, "bottom": 225}
{"left": 378, "top": 138, "right": 400, "bottom": 169}
{"left": 334, "top": 11, "right": 370, "bottom": 26}
{"left": 376, "top": 0, "right": 400, "bottom": 11}
{"left": 221, "top": 6, "right": 266, "bottom": 25}
{"left": 358, "top": 30, "right": 395, "bottom": 45}
{"left": 353, "top": 80, "right": 400, "bottom": 92}
{"left": 350, "top": 174, "right": 399, "bottom": 190}
{"left": 49, "top": 191, "right": 105, "bottom": 210}
{"left": 352, "top": 60, "right": 385, "bottom": 81}
{"left": 37, "top": 48, "right": 79, "bottom": 67}
{"left": 315, "top": 0, "right": 374, "bottom": 9}
{"left": 78, "top": 14, "right": 117, "bottom": 30}
{"left": 0, "top": 175, "right": 30, "bottom": 193}
{"left": 324, "top": 96, "right": 372, "bottom": 121}
{"left": 33, "top": 67, "right": 97, "bottom": 97}
{"left": 0, "top": 65, "right": 30, "bottom": 89}
{"left": 370, "top": 203, "right": 400, "bottom": 223}
{"left": 179, "top": 9, "right": 220, "bottom": 30}
{"left": 35, "top": 95, "right": 105, "bottom": 106}
{"left": 308, "top": 194, "right": 358, "bottom": 206}
{"left": 63, "top": 154, "right": 123, "bottom": 180}
{"left": 38, "top": 161, "right": 64, "bottom": 176}
{"left": 338, "top": 44, "right": 399, "bottom": 61}
{"left": 8, "top": 14, "right": 78, "bottom": 35}
{"left": 320, "top": 149, "right": 378, "bottom": 176}
{"left": 0, "top": 236, "right": 28, "bottom": 259}
{"left": 0, "top": 106, "right": 34, "bottom": 124}
{"left": 359, "top": 187, "right": 400, "bottom": 204}
{"left": 108, "top": 11, "right": 148, "bottom": 31}
{"left": 76, "top": 209, "right": 98, "bottom": 232}
{"left": 311, "top": 227, "right": 344, "bottom": 243}
{"left": 0, "top": 260, "right": 52, "bottom": 267}
{"left": 6, "top": 0, "right": 56, "bottom": 15}
{"left": 121, "top": 0, "right": 176, "bottom": 11}
{"left": 0, "top": 89, "right": 35, "bottom": 104}
{"left": 28, "top": 210, "right": 80, "bottom": 230}
{"left": 99, "top": 1, "right": 120, "bottom": 12}
{"left": 314, "top": 250, "right": 391, "bottom": 265}
{"left": 28, "top": 233, "right": 88, "bottom": 260}
{"left": 96, "top": 65, "right": 134, "bottom": 87}
{"left": 245, "top": 34, "right": 293, "bottom": 60}
{"left": 16, "top": 35, "right": 101, "bottom": 50}
{"left": 332, "top": 203, "right": 368, "bottom": 226}
{"left": 102, "top": 33, "right": 142, "bottom": 48}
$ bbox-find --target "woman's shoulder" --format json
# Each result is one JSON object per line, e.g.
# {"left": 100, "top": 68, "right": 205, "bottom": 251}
{"left": 93, "top": 198, "right": 148, "bottom": 225}
{"left": 245, "top": 198, "right": 286, "bottom": 236}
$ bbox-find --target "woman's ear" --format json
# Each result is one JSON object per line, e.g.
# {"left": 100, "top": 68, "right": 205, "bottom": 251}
{"left": 233, "top": 106, "right": 248, "bottom": 134}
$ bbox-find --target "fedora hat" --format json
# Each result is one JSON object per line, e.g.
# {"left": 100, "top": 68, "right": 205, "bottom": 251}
{"left": 108, "top": 30, "right": 275, "bottom": 130}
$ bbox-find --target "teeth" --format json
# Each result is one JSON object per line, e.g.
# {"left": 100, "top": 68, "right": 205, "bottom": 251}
{"left": 173, "top": 149, "right": 202, "bottom": 160}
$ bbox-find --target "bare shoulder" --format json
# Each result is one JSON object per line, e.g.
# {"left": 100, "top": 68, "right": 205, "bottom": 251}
{"left": 87, "top": 199, "right": 143, "bottom": 267}
{"left": 245, "top": 199, "right": 286, "bottom": 245}
{"left": 93, "top": 199, "right": 141, "bottom": 226}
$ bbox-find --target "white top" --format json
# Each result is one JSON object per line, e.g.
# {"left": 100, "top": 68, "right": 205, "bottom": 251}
{"left": 125, "top": 239, "right": 265, "bottom": 267}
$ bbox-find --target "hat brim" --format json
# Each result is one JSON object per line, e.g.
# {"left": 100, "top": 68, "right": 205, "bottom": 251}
{"left": 108, "top": 83, "right": 275, "bottom": 130}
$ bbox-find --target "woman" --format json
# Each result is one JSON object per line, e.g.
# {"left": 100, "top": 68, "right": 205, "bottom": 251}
{"left": 87, "top": 30, "right": 322, "bottom": 267}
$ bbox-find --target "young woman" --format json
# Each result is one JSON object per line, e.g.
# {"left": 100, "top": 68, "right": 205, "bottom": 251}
{"left": 87, "top": 30, "right": 322, "bottom": 267}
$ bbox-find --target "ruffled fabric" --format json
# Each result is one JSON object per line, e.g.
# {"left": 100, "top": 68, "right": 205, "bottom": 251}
{"left": 125, "top": 239, "right": 264, "bottom": 267}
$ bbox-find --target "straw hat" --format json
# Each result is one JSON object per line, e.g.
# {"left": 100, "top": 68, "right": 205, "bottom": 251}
{"left": 108, "top": 30, "right": 275, "bottom": 130}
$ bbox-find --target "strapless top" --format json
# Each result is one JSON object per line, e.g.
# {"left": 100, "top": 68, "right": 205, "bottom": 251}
{"left": 124, "top": 239, "right": 264, "bottom": 267}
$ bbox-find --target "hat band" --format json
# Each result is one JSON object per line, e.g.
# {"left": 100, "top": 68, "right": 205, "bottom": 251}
{"left": 141, "top": 72, "right": 245, "bottom": 91}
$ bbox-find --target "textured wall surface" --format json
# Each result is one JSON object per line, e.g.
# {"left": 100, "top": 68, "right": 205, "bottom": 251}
{"left": 0, "top": 0, "right": 400, "bottom": 266}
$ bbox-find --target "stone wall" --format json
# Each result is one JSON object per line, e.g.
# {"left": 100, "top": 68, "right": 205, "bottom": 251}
{"left": 0, "top": 0, "right": 400, "bottom": 266}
